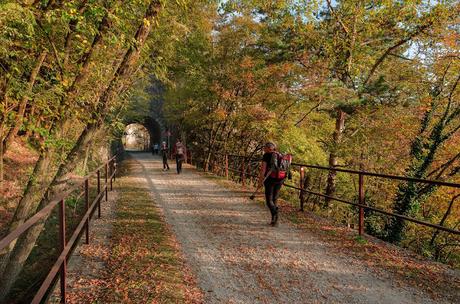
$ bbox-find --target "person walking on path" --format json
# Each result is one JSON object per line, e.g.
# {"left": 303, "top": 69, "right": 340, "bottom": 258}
{"left": 257, "top": 142, "right": 288, "bottom": 226}
{"left": 161, "top": 141, "right": 170, "bottom": 171}
{"left": 153, "top": 143, "right": 159, "bottom": 155}
{"left": 173, "top": 139, "right": 186, "bottom": 174}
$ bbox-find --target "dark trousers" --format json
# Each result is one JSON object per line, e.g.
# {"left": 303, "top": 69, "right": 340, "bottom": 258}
{"left": 163, "top": 155, "right": 169, "bottom": 169}
{"left": 264, "top": 179, "right": 283, "bottom": 217}
{"left": 176, "top": 155, "right": 184, "bottom": 174}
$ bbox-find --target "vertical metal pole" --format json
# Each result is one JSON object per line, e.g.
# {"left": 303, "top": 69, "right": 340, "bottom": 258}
{"left": 97, "top": 170, "right": 101, "bottom": 218}
{"left": 225, "top": 154, "right": 229, "bottom": 179}
{"left": 358, "top": 173, "right": 365, "bottom": 236}
{"left": 300, "top": 167, "right": 305, "bottom": 212}
{"left": 113, "top": 162, "right": 117, "bottom": 182}
{"left": 241, "top": 158, "right": 246, "bottom": 188}
{"left": 85, "top": 179, "right": 89, "bottom": 244}
{"left": 110, "top": 160, "right": 113, "bottom": 191}
{"left": 58, "top": 199, "right": 67, "bottom": 304}
{"left": 105, "top": 163, "right": 108, "bottom": 201}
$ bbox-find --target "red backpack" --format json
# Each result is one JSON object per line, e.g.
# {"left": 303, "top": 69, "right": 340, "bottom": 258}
{"left": 269, "top": 152, "right": 292, "bottom": 179}
{"left": 176, "top": 144, "right": 185, "bottom": 155}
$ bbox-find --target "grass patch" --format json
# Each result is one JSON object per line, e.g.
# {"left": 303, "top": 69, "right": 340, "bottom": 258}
{"left": 354, "top": 235, "right": 367, "bottom": 245}
{"left": 325, "top": 229, "right": 338, "bottom": 236}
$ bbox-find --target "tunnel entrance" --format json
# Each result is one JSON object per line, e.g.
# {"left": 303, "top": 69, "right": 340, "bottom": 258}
{"left": 122, "top": 117, "right": 163, "bottom": 152}
{"left": 122, "top": 124, "right": 151, "bottom": 151}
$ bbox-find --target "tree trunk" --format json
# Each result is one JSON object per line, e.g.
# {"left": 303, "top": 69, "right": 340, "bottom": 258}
{"left": 0, "top": 2, "right": 162, "bottom": 298}
{"left": 3, "top": 51, "right": 47, "bottom": 154}
{"left": 81, "top": 144, "right": 91, "bottom": 174}
{"left": 385, "top": 101, "right": 452, "bottom": 242}
{"left": 204, "top": 150, "right": 212, "bottom": 172}
{"left": 25, "top": 105, "right": 36, "bottom": 138}
{"left": 325, "top": 109, "right": 345, "bottom": 206}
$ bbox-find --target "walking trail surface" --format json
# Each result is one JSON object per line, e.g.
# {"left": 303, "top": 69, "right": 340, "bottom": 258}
{"left": 131, "top": 152, "right": 457, "bottom": 304}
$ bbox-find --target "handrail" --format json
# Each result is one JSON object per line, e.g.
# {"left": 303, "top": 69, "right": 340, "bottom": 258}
{"left": 282, "top": 183, "right": 460, "bottom": 235}
{"left": 291, "top": 163, "right": 460, "bottom": 188}
{"left": 224, "top": 153, "right": 460, "bottom": 188}
{"left": 0, "top": 155, "right": 117, "bottom": 252}
{"left": 215, "top": 153, "right": 460, "bottom": 236}
{"left": 0, "top": 155, "right": 118, "bottom": 304}
{"left": 33, "top": 170, "right": 116, "bottom": 304}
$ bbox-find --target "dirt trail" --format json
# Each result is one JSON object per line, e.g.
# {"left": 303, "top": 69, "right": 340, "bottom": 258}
{"left": 132, "top": 152, "right": 452, "bottom": 304}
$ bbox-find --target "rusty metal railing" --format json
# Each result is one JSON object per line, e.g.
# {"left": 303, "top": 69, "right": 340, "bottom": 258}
{"left": 213, "top": 153, "right": 460, "bottom": 237}
{"left": 0, "top": 155, "right": 118, "bottom": 304}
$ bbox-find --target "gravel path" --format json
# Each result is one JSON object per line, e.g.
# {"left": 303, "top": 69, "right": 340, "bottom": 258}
{"left": 132, "top": 152, "right": 445, "bottom": 304}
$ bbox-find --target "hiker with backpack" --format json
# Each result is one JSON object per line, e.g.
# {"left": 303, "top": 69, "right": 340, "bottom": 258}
{"left": 173, "top": 140, "right": 186, "bottom": 174}
{"left": 257, "top": 142, "right": 292, "bottom": 226}
{"left": 161, "top": 141, "right": 170, "bottom": 171}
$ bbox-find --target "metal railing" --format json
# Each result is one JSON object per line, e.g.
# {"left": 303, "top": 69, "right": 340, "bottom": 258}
{"left": 212, "top": 153, "right": 460, "bottom": 237}
{"left": 0, "top": 155, "right": 118, "bottom": 304}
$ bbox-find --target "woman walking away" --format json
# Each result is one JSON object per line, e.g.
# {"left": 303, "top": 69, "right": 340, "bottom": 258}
{"left": 173, "top": 139, "right": 186, "bottom": 174}
{"left": 258, "top": 142, "right": 288, "bottom": 226}
{"left": 161, "top": 141, "right": 170, "bottom": 171}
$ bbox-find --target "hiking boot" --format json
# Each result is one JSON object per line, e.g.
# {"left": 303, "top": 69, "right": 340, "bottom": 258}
{"left": 270, "top": 214, "right": 276, "bottom": 226}
{"left": 273, "top": 213, "right": 279, "bottom": 226}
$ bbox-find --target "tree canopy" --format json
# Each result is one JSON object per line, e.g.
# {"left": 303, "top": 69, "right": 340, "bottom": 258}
{"left": 0, "top": 0, "right": 459, "bottom": 301}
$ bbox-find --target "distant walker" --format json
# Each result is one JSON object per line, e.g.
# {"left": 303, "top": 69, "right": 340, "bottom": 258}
{"left": 161, "top": 141, "right": 170, "bottom": 171}
{"left": 173, "top": 140, "right": 186, "bottom": 174}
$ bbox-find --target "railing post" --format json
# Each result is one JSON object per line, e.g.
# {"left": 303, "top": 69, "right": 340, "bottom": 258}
{"left": 300, "top": 167, "right": 305, "bottom": 211}
{"left": 105, "top": 163, "right": 108, "bottom": 201}
{"left": 241, "top": 158, "right": 246, "bottom": 188}
{"left": 97, "top": 170, "right": 101, "bottom": 218}
{"left": 85, "top": 179, "right": 89, "bottom": 244}
{"left": 358, "top": 173, "right": 365, "bottom": 236}
{"left": 113, "top": 161, "right": 117, "bottom": 182}
{"left": 58, "top": 199, "right": 67, "bottom": 304}
{"left": 110, "top": 160, "right": 113, "bottom": 191}
{"left": 225, "top": 154, "right": 229, "bottom": 179}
